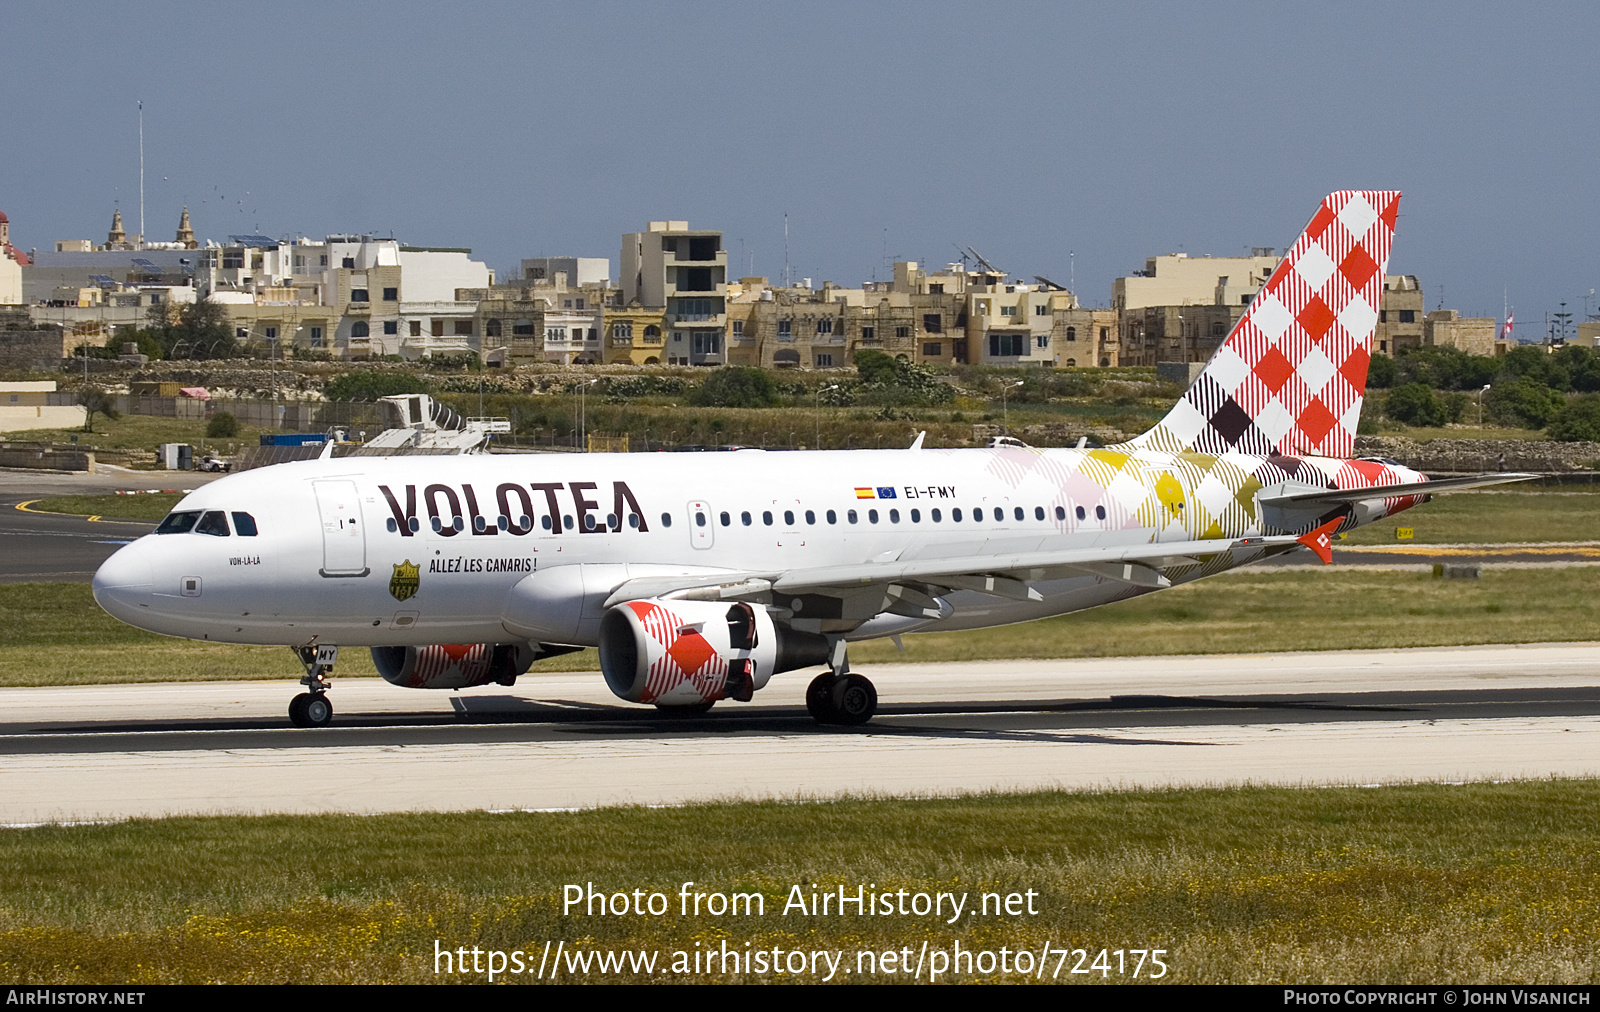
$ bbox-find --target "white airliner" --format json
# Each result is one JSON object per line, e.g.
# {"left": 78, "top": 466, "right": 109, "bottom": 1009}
{"left": 93, "top": 191, "right": 1529, "bottom": 727}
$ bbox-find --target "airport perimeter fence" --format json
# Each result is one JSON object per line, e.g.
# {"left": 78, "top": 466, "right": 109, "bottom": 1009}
{"left": 54, "top": 394, "right": 390, "bottom": 435}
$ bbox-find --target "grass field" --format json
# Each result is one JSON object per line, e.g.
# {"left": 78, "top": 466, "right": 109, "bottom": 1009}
{"left": 1341, "top": 487, "right": 1600, "bottom": 546}
{"left": 0, "top": 782, "right": 1595, "bottom": 983}
{"left": 1, "top": 412, "right": 273, "bottom": 461}
{"left": 19, "top": 492, "right": 182, "bottom": 520}
{"left": 6, "top": 564, "right": 1595, "bottom": 687}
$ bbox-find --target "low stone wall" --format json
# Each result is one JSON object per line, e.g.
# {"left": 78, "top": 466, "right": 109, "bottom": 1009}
{"left": 0, "top": 445, "right": 95, "bottom": 472}
{"left": 0, "top": 326, "right": 72, "bottom": 372}
{"left": 0, "top": 404, "right": 87, "bottom": 431}
{"left": 1355, "top": 436, "right": 1600, "bottom": 473}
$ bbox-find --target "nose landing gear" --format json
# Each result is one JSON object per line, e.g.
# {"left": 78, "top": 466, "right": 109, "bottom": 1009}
{"left": 288, "top": 644, "right": 337, "bottom": 728}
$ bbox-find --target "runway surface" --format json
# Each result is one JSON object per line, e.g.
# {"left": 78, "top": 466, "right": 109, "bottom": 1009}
{"left": 0, "top": 468, "right": 218, "bottom": 582}
{"left": 3, "top": 642, "right": 1598, "bottom": 823}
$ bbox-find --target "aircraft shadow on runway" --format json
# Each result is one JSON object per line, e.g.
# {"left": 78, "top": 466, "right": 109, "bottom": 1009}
{"left": 6, "top": 685, "right": 1599, "bottom": 755}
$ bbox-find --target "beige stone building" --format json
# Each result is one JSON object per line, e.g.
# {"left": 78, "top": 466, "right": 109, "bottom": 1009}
{"left": 1374, "top": 275, "right": 1424, "bottom": 355}
{"left": 1112, "top": 253, "right": 1280, "bottom": 367}
{"left": 1113, "top": 253, "right": 1282, "bottom": 313}
{"left": 621, "top": 221, "right": 727, "bottom": 366}
{"left": 604, "top": 305, "right": 670, "bottom": 365}
{"left": 1422, "top": 309, "right": 1496, "bottom": 356}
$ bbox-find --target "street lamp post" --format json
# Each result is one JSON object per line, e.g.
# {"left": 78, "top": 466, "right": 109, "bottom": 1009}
{"left": 1479, "top": 383, "right": 1491, "bottom": 426}
{"left": 814, "top": 383, "right": 838, "bottom": 449}
{"left": 475, "top": 347, "right": 509, "bottom": 418}
{"left": 1000, "top": 379, "right": 1023, "bottom": 433}
{"left": 579, "top": 378, "right": 598, "bottom": 450}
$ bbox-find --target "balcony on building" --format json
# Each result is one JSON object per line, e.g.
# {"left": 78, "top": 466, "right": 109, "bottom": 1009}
{"left": 669, "top": 235, "right": 723, "bottom": 262}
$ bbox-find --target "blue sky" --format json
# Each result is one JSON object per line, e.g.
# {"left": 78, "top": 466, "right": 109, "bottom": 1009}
{"left": 5, "top": 2, "right": 1596, "bottom": 331}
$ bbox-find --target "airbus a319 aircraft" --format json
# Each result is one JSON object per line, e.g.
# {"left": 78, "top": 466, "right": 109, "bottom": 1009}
{"left": 93, "top": 191, "right": 1529, "bottom": 727}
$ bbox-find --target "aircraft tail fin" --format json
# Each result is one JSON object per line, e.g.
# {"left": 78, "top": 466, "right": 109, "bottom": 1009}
{"left": 1124, "top": 190, "right": 1400, "bottom": 458}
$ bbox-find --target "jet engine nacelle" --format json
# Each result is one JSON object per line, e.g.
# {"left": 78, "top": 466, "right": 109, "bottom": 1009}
{"left": 371, "top": 642, "right": 539, "bottom": 689}
{"left": 599, "top": 599, "right": 828, "bottom": 706}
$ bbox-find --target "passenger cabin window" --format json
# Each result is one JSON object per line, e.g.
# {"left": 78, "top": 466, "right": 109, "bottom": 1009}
{"left": 231, "top": 512, "right": 258, "bottom": 536}
{"left": 156, "top": 511, "right": 202, "bottom": 534}
{"left": 195, "top": 511, "right": 230, "bottom": 537}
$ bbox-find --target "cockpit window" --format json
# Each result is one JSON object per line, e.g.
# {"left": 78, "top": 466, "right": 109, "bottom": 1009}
{"left": 155, "top": 511, "right": 202, "bottom": 534}
{"left": 231, "top": 512, "right": 258, "bottom": 537}
{"left": 195, "top": 511, "right": 231, "bottom": 537}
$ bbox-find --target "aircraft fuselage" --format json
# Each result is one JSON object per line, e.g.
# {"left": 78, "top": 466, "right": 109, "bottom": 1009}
{"left": 92, "top": 444, "right": 1423, "bottom": 649}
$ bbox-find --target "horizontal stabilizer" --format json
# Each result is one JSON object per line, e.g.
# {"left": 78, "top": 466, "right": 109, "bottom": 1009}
{"left": 1257, "top": 472, "right": 1538, "bottom": 508}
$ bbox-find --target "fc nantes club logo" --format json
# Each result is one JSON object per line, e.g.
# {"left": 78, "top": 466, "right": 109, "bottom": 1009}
{"left": 389, "top": 560, "right": 420, "bottom": 601}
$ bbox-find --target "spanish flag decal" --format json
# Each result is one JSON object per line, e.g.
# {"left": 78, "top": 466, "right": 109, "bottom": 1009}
{"left": 854, "top": 488, "right": 875, "bottom": 499}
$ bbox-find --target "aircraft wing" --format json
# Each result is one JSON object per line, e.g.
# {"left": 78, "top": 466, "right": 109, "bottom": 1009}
{"left": 1257, "top": 472, "right": 1538, "bottom": 507}
{"left": 602, "top": 533, "right": 1312, "bottom": 608}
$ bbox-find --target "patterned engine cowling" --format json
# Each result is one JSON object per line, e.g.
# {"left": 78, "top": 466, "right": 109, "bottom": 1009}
{"left": 600, "top": 599, "right": 822, "bottom": 705}
{"left": 371, "top": 643, "right": 537, "bottom": 689}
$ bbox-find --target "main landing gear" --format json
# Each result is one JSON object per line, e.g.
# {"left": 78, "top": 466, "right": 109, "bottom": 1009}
{"left": 288, "top": 644, "right": 337, "bottom": 728}
{"left": 805, "top": 640, "right": 878, "bottom": 726}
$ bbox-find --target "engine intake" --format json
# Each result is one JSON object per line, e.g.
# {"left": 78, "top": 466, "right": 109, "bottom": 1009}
{"left": 599, "top": 599, "right": 827, "bottom": 705}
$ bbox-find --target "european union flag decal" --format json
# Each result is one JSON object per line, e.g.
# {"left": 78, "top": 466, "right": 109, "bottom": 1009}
{"left": 875, "top": 487, "right": 897, "bottom": 499}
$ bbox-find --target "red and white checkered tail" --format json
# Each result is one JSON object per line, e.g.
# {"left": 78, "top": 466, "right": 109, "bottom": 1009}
{"left": 1127, "top": 190, "right": 1400, "bottom": 458}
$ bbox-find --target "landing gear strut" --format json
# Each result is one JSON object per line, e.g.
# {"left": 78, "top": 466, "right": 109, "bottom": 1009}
{"left": 804, "top": 640, "right": 877, "bottom": 726}
{"left": 289, "top": 644, "right": 337, "bottom": 728}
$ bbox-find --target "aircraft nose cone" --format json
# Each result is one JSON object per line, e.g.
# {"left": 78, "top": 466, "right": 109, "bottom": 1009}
{"left": 93, "top": 542, "right": 154, "bottom": 621}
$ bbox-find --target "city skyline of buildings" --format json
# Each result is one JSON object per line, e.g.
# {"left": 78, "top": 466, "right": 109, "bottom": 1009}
{"left": 0, "top": 200, "right": 1517, "bottom": 370}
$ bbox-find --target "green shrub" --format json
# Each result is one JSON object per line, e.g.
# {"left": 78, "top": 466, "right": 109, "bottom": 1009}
{"left": 1385, "top": 382, "right": 1446, "bottom": 427}
{"left": 1366, "top": 352, "right": 1398, "bottom": 388}
{"left": 205, "top": 411, "right": 239, "bottom": 438}
{"left": 1547, "top": 395, "right": 1600, "bottom": 442}
{"left": 691, "top": 367, "right": 778, "bottom": 408}
{"left": 323, "top": 371, "right": 430, "bottom": 402}
{"left": 1486, "top": 376, "right": 1566, "bottom": 429}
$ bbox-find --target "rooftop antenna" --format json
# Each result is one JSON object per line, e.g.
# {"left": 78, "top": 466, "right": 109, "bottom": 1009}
{"left": 1070, "top": 250, "right": 1074, "bottom": 293}
{"left": 138, "top": 100, "right": 145, "bottom": 247}
{"left": 783, "top": 213, "right": 789, "bottom": 287}
{"left": 965, "top": 246, "right": 1003, "bottom": 276}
